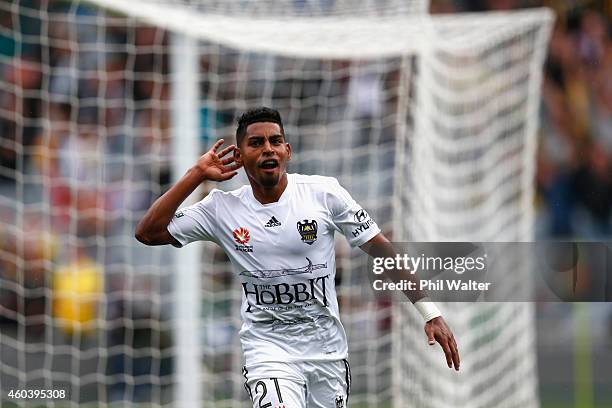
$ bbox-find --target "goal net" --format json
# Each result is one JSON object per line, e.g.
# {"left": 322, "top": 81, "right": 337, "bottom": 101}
{"left": 392, "top": 12, "right": 553, "bottom": 408}
{"left": 0, "top": 0, "right": 552, "bottom": 407}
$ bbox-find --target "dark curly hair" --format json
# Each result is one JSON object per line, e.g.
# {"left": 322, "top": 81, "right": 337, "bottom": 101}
{"left": 236, "top": 107, "right": 285, "bottom": 146}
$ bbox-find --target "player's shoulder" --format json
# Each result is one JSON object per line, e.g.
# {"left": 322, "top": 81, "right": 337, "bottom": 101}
{"left": 291, "top": 173, "right": 342, "bottom": 192}
{"left": 200, "top": 185, "right": 249, "bottom": 204}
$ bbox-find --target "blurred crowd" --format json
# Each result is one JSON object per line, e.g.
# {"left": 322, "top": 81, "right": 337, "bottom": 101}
{"left": 539, "top": 5, "right": 611, "bottom": 238}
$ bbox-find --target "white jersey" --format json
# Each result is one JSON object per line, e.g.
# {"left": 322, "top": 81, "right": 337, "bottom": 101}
{"left": 168, "top": 173, "right": 380, "bottom": 365}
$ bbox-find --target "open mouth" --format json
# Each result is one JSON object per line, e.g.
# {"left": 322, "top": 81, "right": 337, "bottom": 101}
{"left": 259, "top": 159, "right": 279, "bottom": 170}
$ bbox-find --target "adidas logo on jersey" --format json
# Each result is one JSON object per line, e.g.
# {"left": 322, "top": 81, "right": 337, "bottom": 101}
{"left": 265, "top": 216, "right": 281, "bottom": 228}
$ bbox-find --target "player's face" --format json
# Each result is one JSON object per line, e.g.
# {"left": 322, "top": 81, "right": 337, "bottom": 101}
{"left": 235, "top": 122, "right": 291, "bottom": 188}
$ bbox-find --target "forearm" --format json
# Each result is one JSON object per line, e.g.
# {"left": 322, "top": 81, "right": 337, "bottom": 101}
{"left": 385, "top": 260, "right": 429, "bottom": 305}
{"left": 361, "top": 234, "right": 441, "bottom": 320}
{"left": 361, "top": 234, "right": 427, "bottom": 303}
{"left": 135, "top": 166, "right": 206, "bottom": 242}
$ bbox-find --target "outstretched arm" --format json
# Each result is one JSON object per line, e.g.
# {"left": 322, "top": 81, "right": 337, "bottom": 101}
{"left": 135, "top": 139, "right": 241, "bottom": 246}
{"left": 360, "top": 233, "right": 460, "bottom": 371}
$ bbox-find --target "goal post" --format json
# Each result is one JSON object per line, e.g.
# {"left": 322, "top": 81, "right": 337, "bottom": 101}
{"left": 0, "top": 1, "right": 553, "bottom": 407}
{"left": 170, "top": 32, "right": 202, "bottom": 407}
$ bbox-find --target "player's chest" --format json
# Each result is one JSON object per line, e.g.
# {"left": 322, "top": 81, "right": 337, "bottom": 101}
{"left": 216, "top": 203, "right": 331, "bottom": 256}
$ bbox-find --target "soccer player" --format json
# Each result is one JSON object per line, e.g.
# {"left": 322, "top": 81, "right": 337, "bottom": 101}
{"left": 135, "top": 107, "right": 459, "bottom": 407}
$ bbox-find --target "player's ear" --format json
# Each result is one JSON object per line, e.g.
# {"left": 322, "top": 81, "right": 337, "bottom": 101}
{"left": 286, "top": 142, "right": 291, "bottom": 161}
{"left": 234, "top": 147, "right": 243, "bottom": 166}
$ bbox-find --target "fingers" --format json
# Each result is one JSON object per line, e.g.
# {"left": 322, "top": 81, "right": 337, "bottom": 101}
{"left": 450, "top": 336, "right": 460, "bottom": 371}
{"left": 223, "top": 163, "right": 242, "bottom": 172}
{"left": 221, "top": 155, "right": 236, "bottom": 166}
{"left": 218, "top": 144, "right": 236, "bottom": 158}
{"left": 210, "top": 139, "right": 225, "bottom": 153}
{"left": 426, "top": 322, "right": 460, "bottom": 371}
{"left": 424, "top": 325, "right": 435, "bottom": 346}
{"left": 440, "top": 340, "right": 453, "bottom": 369}
{"left": 438, "top": 335, "right": 459, "bottom": 371}
{"left": 219, "top": 171, "right": 238, "bottom": 181}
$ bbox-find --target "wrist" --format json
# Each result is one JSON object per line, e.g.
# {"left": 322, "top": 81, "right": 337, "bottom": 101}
{"left": 414, "top": 297, "right": 442, "bottom": 322}
{"left": 188, "top": 165, "right": 208, "bottom": 183}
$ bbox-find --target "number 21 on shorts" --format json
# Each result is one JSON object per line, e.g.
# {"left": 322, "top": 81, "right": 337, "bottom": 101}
{"left": 250, "top": 377, "right": 287, "bottom": 408}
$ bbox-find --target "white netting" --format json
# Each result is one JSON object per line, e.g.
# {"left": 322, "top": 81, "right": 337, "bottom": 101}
{"left": 393, "top": 10, "right": 552, "bottom": 408}
{"left": 0, "top": 1, "right": 552, "bottom": 407}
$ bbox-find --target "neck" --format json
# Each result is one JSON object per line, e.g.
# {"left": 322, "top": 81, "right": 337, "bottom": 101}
{"left": 250, "top": 173, "right": 289, "bottom": 204}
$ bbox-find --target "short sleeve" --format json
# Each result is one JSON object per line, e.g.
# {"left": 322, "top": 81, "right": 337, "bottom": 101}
{"left": 167, "top": 190, "right": 220, "bottom": 247}
{"left": 327, "top": 178, "right": 381, "bottom": 247}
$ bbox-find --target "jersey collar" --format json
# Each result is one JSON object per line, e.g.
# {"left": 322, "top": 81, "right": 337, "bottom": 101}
{"left": 245, "top": 173, "right": 294, "bottom": 210}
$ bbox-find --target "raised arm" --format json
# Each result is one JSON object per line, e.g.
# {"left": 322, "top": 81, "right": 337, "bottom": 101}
{"left": 135, "top": 139, "right": 241, "bottom": 246}
{"left": 360, "top": 233, "right": 460, "bottom": 371}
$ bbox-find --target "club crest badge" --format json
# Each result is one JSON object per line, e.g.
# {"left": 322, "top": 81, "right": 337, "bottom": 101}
{"left": 297, "top": 219, "right": 318, "bottom": 245}
{"left": 335, "top": 395, "right": 344, "bottom": 408}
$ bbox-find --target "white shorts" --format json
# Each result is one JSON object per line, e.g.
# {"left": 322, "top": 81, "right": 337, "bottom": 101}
{"left": 242, "top": 360, "right": 351, "bottom": 408}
